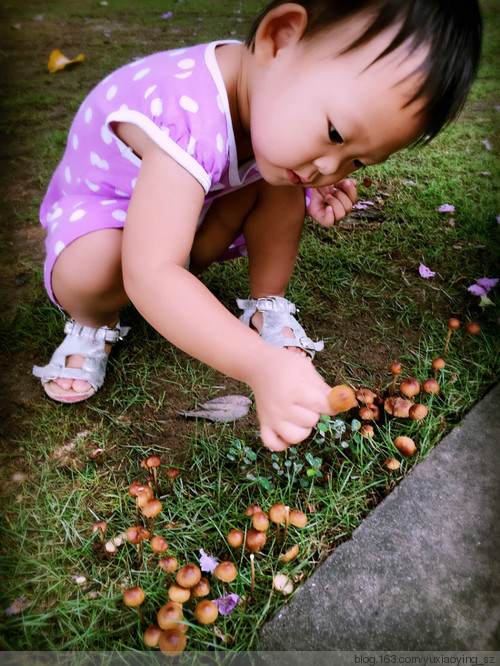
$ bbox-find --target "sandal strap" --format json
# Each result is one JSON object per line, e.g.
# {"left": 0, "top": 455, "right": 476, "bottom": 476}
{"left": 33, "top": 319, "right": 130, "bottom": 391}
{"left": 237, "top": 296, "right": 323, "bottom": 359}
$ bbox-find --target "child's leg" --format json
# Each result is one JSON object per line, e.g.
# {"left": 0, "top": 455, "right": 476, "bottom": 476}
{"left": 48, "top": 228, "right": 129, "bottom": 394}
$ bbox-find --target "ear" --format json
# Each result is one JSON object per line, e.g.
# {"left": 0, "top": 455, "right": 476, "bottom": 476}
{"left": 254, "top": 3, "right": 308, "bottom": 65}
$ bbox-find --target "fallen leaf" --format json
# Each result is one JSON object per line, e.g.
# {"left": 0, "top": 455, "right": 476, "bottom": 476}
{"left": 48, "top": 49, "right": 84, "bottom": 74}
{"left": 180, "top": 395, "right": 251, "bottom": 422}
{"left": 418, "top": 263, "right": 436, "bottom": 279}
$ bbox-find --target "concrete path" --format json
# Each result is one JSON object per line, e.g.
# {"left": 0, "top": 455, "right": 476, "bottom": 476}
{"left": 259, "top": 383, "right": 500, "bottom": 651}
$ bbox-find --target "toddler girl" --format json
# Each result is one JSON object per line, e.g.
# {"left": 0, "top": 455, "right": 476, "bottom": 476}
{"left": 33, "top": 0, "right": 482, "bottom": 451}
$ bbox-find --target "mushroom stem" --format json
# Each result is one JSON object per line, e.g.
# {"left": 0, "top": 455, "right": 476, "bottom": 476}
{"left": 137, "top": 606, "right": 144, "bottom": 625}
{"left": 283, "top": 506, "right": 290, "bottom": 544}
{"left": 152, "top": 468, "right": 159, "bottom": 495}
{"left": 250, "top": 554, "right": 255, "bottom": 602}
{"left": 442, "top": 318, "right": 460, "bottom": 357}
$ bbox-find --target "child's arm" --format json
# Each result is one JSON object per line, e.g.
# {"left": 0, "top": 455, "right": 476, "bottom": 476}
{"left": 118, "top": 125, "right": 333, "bottom": 450}
{"left": 307, "top": 180, "right": 358, "bottom": 227}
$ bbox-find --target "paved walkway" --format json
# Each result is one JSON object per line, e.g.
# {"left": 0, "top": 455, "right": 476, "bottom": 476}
{"left": 260, "top": 383, "right": 500, "bottom": 651}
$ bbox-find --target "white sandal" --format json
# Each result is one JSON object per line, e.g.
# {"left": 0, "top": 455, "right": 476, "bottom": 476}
{"left": 33, "top": 319, "right": 130, "bottom": 403}
{"left": 237, "top": 296, "right": 324, "bottom": 359}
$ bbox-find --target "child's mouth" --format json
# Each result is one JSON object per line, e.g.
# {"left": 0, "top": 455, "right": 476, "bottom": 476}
{"left": 286, "top": 170, "right": 309, "bottom": 185}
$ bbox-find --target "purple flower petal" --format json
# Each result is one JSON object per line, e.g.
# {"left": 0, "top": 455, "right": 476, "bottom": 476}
{"left": 482, "top": 139, "right": 491, "bottom": 150}
{"left": 161, "top": 11, "right": 172, "bottom": 19}
{"left": 476, "top": 277, "right": 498, "bottom": 293}
{"left": 497, "top": 215, "right": 500, "bottom": 225}
{"left": 467, "top": 284, "right": 486, "bottom": 296}
{"left": 199, "top": 548, "right": 218, "bottom": 573}
{"left": 438, "top": 204, "right": 455, "bottom": 213}
{"left": 419, "top": 263, "right": 436, "bottom": 279}
{"left": 213, "top": 593, "right": 239, "bottom": 615}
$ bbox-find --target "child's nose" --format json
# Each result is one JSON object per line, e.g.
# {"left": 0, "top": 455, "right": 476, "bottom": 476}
{"left": 313, "top": 155, "right": 339, "bottom": 178}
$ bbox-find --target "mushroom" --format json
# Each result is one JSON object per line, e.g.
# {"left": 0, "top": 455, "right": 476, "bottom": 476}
{"left": 389, "top": 362, "right": 402, "bottom": 395}
{"left": 369, "top": 403, "right": 380, "bottom": 420}
{"left": 355, "top": 387, "right": 376, "bottom": 405}
{"left": 399, "top": 377, "right": 420, "bottom": 401}
{"left": 194, "top": 599, "right": 219, "bottom": 625}
{"left": 168, "top": 583, "right": 191, "bottom": 604}
{"left": 394, "top": 436, "right": 416, "bottom": 457}
{"left": 252, "top": 511, "right": 269, "bottom": 532}
{"left": 159, "top": 555, "right": 179, "bottom": 576}
{"left": 268, "top": 503, "right": 287, "bottom": 543}
{"left": 384, "top": 457, "right": 400, "bottom": 471}
{"left": 245, "top": 504, "right": 263, "bottom": 516}
{"left": 328, "top": 384, "right": 358, "bottom": 414}
{"left": 384, "top": 396, "right": 412, "bottom": 418}
{"left": 227, "top": 529, "right": 244, "bottom": 549}
{"left": 143, "top": 624, "right": 163, "bottom": 648}
{"left": 443, "top": 317, "right": 460, "bottom": 357}
{"left": 92, "top": 521, "right": 107, "bottom": 554}
{"left": 214, "top": 561, "right": 238, "bottom": 584}
{"left": 158, "top": 629, "right": 187, "bottom": 655}
{"left": 360, "top": 424, "right": 375, "bottom": 439}
{"left": 458, "top": 321, "right": 481, "bottom": 353}
{"left": 358, "top": 406, "right": 374, "bottom": 421}
{"left": 125, "top": 525, "right": 150, "bottom": 567}
{"left": 123, "top": 586, "right": 145, "bottom": 623}
{"left": 166, "top": 467, "right": 180, "bottom": 490}
{"left": 273, "top": 574, "right": 293, "bottom": 595}
{"left": 146, "top": 455, "right": 161, "bottom": 493}
{"left": 409, "top": 403, "right": 429, "bottom": 424}
{"left": 129, "top": 482, "right": 153, "bottom": 525}
{"left": 157, "top": 601, "right": 186, "bottom": 632}
{"left": 191, "top": 577, "right": 210, "bottom": 598}
{"left": 279, "top": 544, "right": 299, "bottom": 563}
{"left": 245, "top": 528, "right": 267, "bottom": 553}
{"left": 176, "top": 564, "right": 201, "bottom": 589}
{"left": 289, "top": 510, "right": 307, "bottom": 528}
{"left": 142, "top": 498, "right": 162, "bottom": 538}
{"left": 150, "top": 535, "right": 168, "bottom": 555}
{"left": 422, "top": 378, "right": 440, "bottom": 395}
{"left": 432, "top": 357, "right": 445, "bottom": 380}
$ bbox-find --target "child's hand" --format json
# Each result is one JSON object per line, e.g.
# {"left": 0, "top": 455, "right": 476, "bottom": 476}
{"left": 307, "top": 179, "right": 358, "bottom": 228}
{"left": 248, "top": 346, "right": 333, "bottom": 451}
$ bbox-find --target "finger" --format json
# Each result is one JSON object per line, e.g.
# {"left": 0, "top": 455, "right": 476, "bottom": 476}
{"left": 335, "top": 178, "right": 358, "bottom": 203}
{"left": 260, "top": 426, "right": 291, "bottom": 452}
{"left": 325, "top": 189, "right": 354, "bottom": 214}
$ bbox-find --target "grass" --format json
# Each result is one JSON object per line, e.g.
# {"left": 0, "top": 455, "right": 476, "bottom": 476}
{"left": 1, "top": 0, "right": 499, "bottom": 655}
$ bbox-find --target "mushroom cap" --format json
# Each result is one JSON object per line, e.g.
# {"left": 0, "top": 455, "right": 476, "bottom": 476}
{"left": 360, "top": 424, "right": 375, "bottom": 438}
{"left": 268, "top": 503, "right": 287, "bottom": 524}
{"left": 150, "top": 535, "right": 168, "bottom": 554}
{"left": 465, "top": 321, "right": 481, "bottom": 335}
{"left": 159, "top": 555, "right": 178, "bottom": 573}
{"left": 92, "top": 520, "right": 107, "bottom": 534}
{"left": 289, "top": 510, "right": 307, "bottom": 527}
{"left": 123, "top": 586, "right": 145, "bottom": 607}
{"left": 166, "top": 467, "right": 180, "bottom": 479}
{"left": 245, "top": 528, "right": 267, "bottom": 552}
{"left": 136, "top": 488, "right": 154, "bottom": 508}
{"left": 168, "top": 583, "right": 191, "bottom": 604}
{"left": 422, "top": 378, "right": 440, "bottom": 394}
{"left": 399, "top": 377, "right": 421, "bottom": 398}
{"left": 157, "top": 601, "right": 185, "bottom": 631}
{"left": 227, "top": 529, "right": 244, "bottom": 548}
{"left": 355, "top": 388, "right": 376, "bottom": 405}
{"left": 129, "top": 482, "right": 153, "bottom": 499}
{"left": 146, "top": 455, "right": 161, "bottom": 468}
{"left": 409, "top": 403, "right": 429, "bottom": 422}
{"left": 447, "top": 317, "right": 460, "bottom": 330}
{"left": 389, "top": 362, "right": 402, "bottom": 375}
{"left": 142, "top": 498, "right": 163, "bottom": 518}
{"left": 328, "top": 384, "right": 358, "bottom": 413}
{"left": 384, "top": 396, "right": 412, "bottom": 418}
{"left": 432, "top": 357, "right": 446, "bottom": 370}
{"left": 385, "top": 457, "right": 401, "bottom": 470}
{"left": 394, "top": 435, "right": 416, "bottom": 457}
{"left": 214, "top": 561, "right": 237, "bottom": 583}
{"left": 245, "top": 504, "right": 263, "bottom": 516}
{"left": 358, "top": 406, "right": 374, "bottom": 421}
{"left": 279, "top": 544, "right": 300, "bottom": 562}
{"left": 369, "top": 403, "right": 380, "bottom": 420}
{"left": 158, "top": 628, "right": 187, "bottom": 655}
{"left": 176, "top": 563, "right": 201, "bottom": 589}
{"left": 143, "top": 624, "right": 163, "bottom": 648}
{"left": 194, "top": 599, "right": 219, "bottom": 625}
{"left": 191, "top": 577, "right": 210, "bottom": 598}
{"left": 125, "top": 526, "right": 144, "bottom": 545}
{"left": 252, "top": 511, "right": 270, "bottom": 532}
{"left": 273, "top": 574, "right": 293, "bottom": 595}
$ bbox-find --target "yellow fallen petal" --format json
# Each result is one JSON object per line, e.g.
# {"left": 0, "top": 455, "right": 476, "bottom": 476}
{"left": 48, "top": 49, "right": 84, "bottom": 74}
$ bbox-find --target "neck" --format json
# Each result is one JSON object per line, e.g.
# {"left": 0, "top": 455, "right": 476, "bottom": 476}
{"left": 215, "top": 43, "right": 253, "bottom": 162}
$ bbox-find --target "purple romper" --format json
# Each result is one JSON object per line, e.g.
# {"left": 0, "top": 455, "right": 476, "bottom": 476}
{"left": 40, "top": 41, "right": 263, "bottom": 305}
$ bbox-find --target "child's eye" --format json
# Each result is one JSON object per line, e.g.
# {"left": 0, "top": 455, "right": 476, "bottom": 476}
{"left": 354, "top": 159, "right": 366, "bottom": 169}
{"left": 328, "top": 123, "right": 344, "bottom": 144}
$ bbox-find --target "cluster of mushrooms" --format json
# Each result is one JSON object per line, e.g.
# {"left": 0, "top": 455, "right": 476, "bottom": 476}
{"left": 327, "top": 316, "right": 482, "bottom": 472}
{"left": 123, "top": 559, "right": 238, "bottom": 655}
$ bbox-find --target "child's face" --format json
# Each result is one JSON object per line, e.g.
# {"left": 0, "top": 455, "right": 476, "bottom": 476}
{"left": 248, "top": 16, "right": 428, "bottom": 188}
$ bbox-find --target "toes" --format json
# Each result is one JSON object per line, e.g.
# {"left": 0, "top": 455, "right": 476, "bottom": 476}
{"left": 55, "top": 377, "right": 73, "bottom": 390}
{"left": 72, "top": 379, "right": 92, "bottom": 393}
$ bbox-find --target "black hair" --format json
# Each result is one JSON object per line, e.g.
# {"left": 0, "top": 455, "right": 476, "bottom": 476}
{"left": 245, "top": 0, "right": 483, "bottom": 143}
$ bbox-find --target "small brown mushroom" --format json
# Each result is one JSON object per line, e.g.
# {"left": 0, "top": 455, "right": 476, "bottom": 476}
{"left": 458, "top": 321, "right": 481, "bottom": 353}
{"left": 194, "top": 599, "right": 219, "bottom": 625}
{"left": 142, "top": 499, "right": 162, "bottom": 538}
{"left": 360, "top": 424, "right": 375, "bottom": 439}
{"left": 273, "top": 574, "right": 293, "bottom": 595}
{"left": 227, "top": 529, "right": 244, "bottom": 549}
{"left": 191, "top": 577, "right": 210, "bottom": 598}
{"left": 384, "top": 396, "right": 412, "bottom": 418}
{"left": 384, "top": 457, "right": 401, "bottom": 471}
{"left": 245, "top": 504, "right": 263, "bottom": 516}
{"left": 289, "top": 510, "right": 307, "bottom": 528}
{"left": 146, "top": 455, "right": 161, "bottom": 492}
{"left": 389, "top": 362, "right": 402, "bottom": 395}
{"left": 176, "top": 563, "right": 201, "bottom": 589}
{"left": 328, "top": 384, "right": 358, "bottom": 414}
{"left": 123, "top": 586, "right": 145, "bottom": 623}
{"left": 166, "top": 467, "right": 180, "bottom": 490}
{"left": 150, "top": 535, "right": 168, "bottom": 555}
{"left": 245, "top": 528, "right": 267, "bottom": 553}
{"left": 159, "top": 555, "right": 178, "bottom": 575}
{"left": 355, "top": 388, "right": 376, "bottom": 405}
{"left": 279, "top": 544, "right": 299, "bottom": 563}
{"left": 358, "top": 406, "right": 374, "bottom": 421}
{"left": 252, "top": 511, "right": 270, "bottom": 532}
{"left": 394, "top": 435, "right": 416, "bottom": 457}
{"left": 443, "top": 317, "right": 460, "bottom": 357}
{"left": 157, "top": 601, "right": 185, "bottom": 631}
{"left": 168, "top": 583, "right": 191, "bottom": 604}
{"left": 143, "top": 624, "right": 163, "bottom": 648}
{"left": 432, "top": 357, "right": 445, "bottom": 380}
{"left": 214, "top": 561, "right": 238, "bottom": 584}
{"left": 399, "top": 377, "right": 421, "bottom": 401}
{"left": 409, "top": 403, "right": 429, "bottom": 424}
{"left": 422, "top": 378, "right": 440, "bottom": 394}
{"left": 92, "top": 521, "right": 107, "bottom": 551}
{"left": 158, "top": 629, "right": 187, "bottom": 655}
